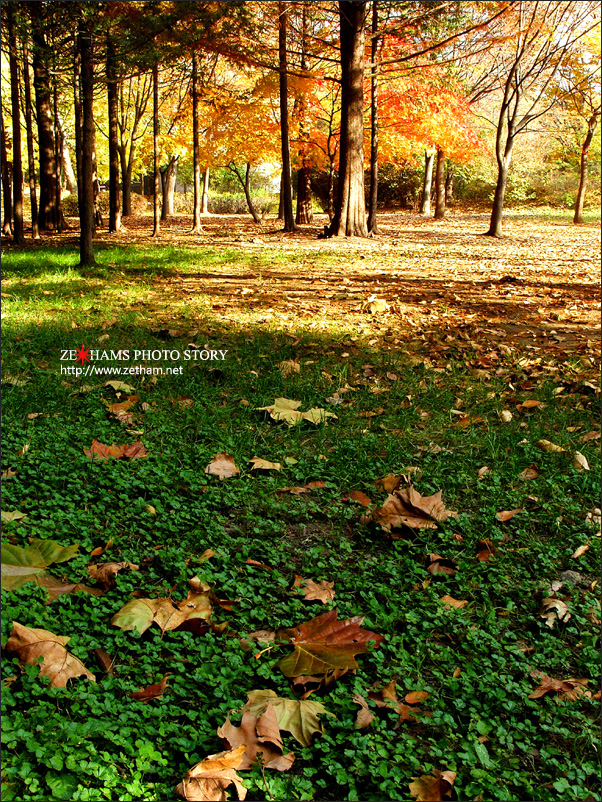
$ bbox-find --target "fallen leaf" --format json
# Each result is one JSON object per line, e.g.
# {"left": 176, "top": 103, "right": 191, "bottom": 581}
{"left": 409, "top": 769, "right": 456, "bottom": 801}
{"left": 1, "top": 509, "right": 28, "bottom": 522}
{"left": 371, "top": 485, "right": 457, "bottom": 534}
{"left": 83, "top": 439, "right": 147, "bottom": 460}
{"left": 249, "top": 456, "right": 281, "bottom": 472}
{"left": 1, "top": 539, "right": 79, "bottom": 591}
{"left": 536, "top": 439, "right": 567, "bottom": 454}
{"left": 88, "top": 561, "right": 139, "bottom": 590}
{"left": 104, "top": 395, "right": 139, "bottom": 414}
{"left": 570, "top": 543, "right": 590, "bottom": 559}
{"left": 90, "top": 539, "right": 114, "bottom": 557}
{"left": 129, "top": 674, "right": 169, "bottom": 702}
{"left": 205, "top": 452, "right": 240, "bottom": 480}
{"left": 244, "top": 559, "right": 273, "bottom": 572}
{"left": 276, "top": 481, "right": 326, "bottom": 495}
{"left": 111, "top": 588, "right": 213, "bottom": 635}
{"left": 291, "top": 668, "right": 347, "bottom": 698}
{"left": 367, "top": 297, "right": 389, "bottom": 314}
{"left": 5, "top": 622, "right": 96, "bottom": 687}
{"left": 175, "top": 746, "right": 247, "bottom": 801}
{"left": 499, "top": 410, "right": 513, "bottom": 423}
{"left": 439, "top": 595, "right": 469, "bottom": 610}
{"left": 1, "top": 468, "right": 17, "bottom": 480}
{"left": 518, "top": 465, "right": 539, "bottom": 481}
{"left": 476, "top": 539, "right": 497, "bottom": 562}
{"left": 572, "top": 452, "right": 589, "bottom": 472}
{"left": 104, "top": 380, "right": 136, "bottom": 394}
{"left": 426, "top": 553, "right": 457, "bottom": 577}
{"left": 540, "top": 597, "right": 571, "bottom": 628}
{"left": 292, "top": 576, "right": 335, "bottom": 604}
{"left": 518, "top": 399, "right": 541, "bottom": 409}
{"left": 343, "top": 490, "right": 373, "bottom": 507}
{"left": 241, "top": 689, "right": 331, "bottom": 747}
{"left": 218, "top": 706, "right": 295, "bottom": 771}
{"left": 276, "top": 609, "right": 384, "bottom": 677}
{"left": 496, "top": 509, "right": 523, "bottom": 521}
{"left": 37, "top": 575, "right": 104, "bottom": 603}
{"left": 528, "top": 670, "right": 589, "bottom": 701}
{"left": 278, "top": 360, "right": 301, "bottom": 376}
{"left": 375, "top": 473, "right": 403, "bottom": 493}
{"left": 353, "top": 693, "right": 375, "bottom": 728}
{"left": 580, "top": 430, "right": 601, "bottom": 443}
{"left": 256, "top": 398, "right": 336, "bottom": 427}
{"left": 477, "top": 466, "right": 490, "bottom": 480}
{"left": 368, "top": 679, "right": 429, "bottom": 727}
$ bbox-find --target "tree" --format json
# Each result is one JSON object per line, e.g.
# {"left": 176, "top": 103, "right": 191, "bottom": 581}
{"left": 78, "top": 14, "right": 96, "bottom": 267}
{"left": 419, "top": 149, "right": 435, "bottom": 214}
{"left": 106, "top": 32, "right": 122, "bottom": 232}
{"left": 279, "top": 1, "right": 296, "bottom": 232}
{"left": 367, "top": 0, "right": 380, "bottom": 234}
{"left": 485, "top": 0, "right": 599, "bottom": 237}
{"left": 327, "top": 0, "right": 368, "bottom": 238}
{"left": 22, "top": 36, "right": 39, "bottom": 239}
{"left": 191, "top": 50, "right": 202, "bottom": 232}
{"left": 433, "top": 147, "right": 446, "bottom": 219}
{"left": 294, "top": 0, "right": 313, "bottom": 225}
{"left": 7, "top": 3, "right": 24, "bottom": 243}
{"left": 1, "top": 105, "right": 12, "bottom": 236}
{"left": 152, "top": 61, "right": 160, "bottom": 236}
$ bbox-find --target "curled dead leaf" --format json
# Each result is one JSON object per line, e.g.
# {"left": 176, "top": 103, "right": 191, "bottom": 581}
{"left": 540, "top": 597, "right": 571, "bottom": 629}
{"left": 371, "top": 485, "right": 457, "bottom": 534}
{"left": 570, "top": 543, "right": 590, "bottom": 559}
{"left": 536, "top": 439, "right": 567, "bottom": 454}
{"left": 130, "top": 674, "right": 169, "bottom": 702}
{"left": 83, "top": 439, "right": 147, "bottom": 460}
{"left": 249, "top": 456, "right": 281, "bottom": 472}
{"left": 439, "top": 595, "right": 468, "bottom": 610}
{"left": 476, "top": 539, "right": 497, "bottom": 562}
{"left": 529, "top": 670, "right": 589, "bottom": 701}
{"left": 353, "top": 693, "right": 375, "bottom": 729}
{"left": 496, "top": 509, "right": 523, "bottom": 522}
{"left": 5, "top": 622, "right": 96, "bottom": 687}
{"left": 218, "top": 706, "right": 295, "bottom": 772}
{"left": 205, "top": 452, "right": 240, "bottom": 480}
{"left": 175, "top": 746, "right": 248, "bottom": 801}
{"left": 409, "top": 770, "right": 456, "bottom": 801}
{"left": 342, "top": 490, "right": 373, "bottom": 507}
{"left": 292, "top": 575, "right": 335, "bottom": 604}
{"left": 518, "top": 465, "right": 539, "bottom": 481}
{"left": 88, "top": 561, "right": 139, "bottom": 590}
{"left": 426, "top": 554, "right": 456, "bottom": 577}
{"left": 572, "top": 452, "right": 589, "bottom": 472}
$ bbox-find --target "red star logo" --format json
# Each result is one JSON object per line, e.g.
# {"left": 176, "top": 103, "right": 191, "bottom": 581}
{"left": 75, "top": 345, "right": 92, "bottom": 365}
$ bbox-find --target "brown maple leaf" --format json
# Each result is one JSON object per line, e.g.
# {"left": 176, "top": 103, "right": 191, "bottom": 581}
{"left": 218, "top": 705, "right": 295, "bottom": 772}
{"left": 276, "top": 610, "right": 384, "bottom": 677}
{"left": 88, "top": 561, "right": 139, "bottom": 590}
{"left": 292, "top": 575, "right": 335, "bottom": 604}
{"left": 409, "top": 769, "right": 456, "bottom": 801}
{"left": 204, "top": 452, "right": 240, "bottom": 480}
{"left": 425, "top": 554, "right": 457, "bottom": 577}
{"left": 528, "top": 670, "right": 589, "bottom": 701}
{"left": 175, "top": 746, "right": 247, "bottom": 801}
{"left": 129, "top": 674, "right": 169, "bottom": 702}
{"left": 476, "top": 538, "right": 497, "bottom": 561}
{"left": 83, "top": 439, "right": 147, "bottom": 460}
{"left": 367, "top": 679, "right": 429, "bottom": 728}
{"left": 371, "top": 485, "right": 457, "bottom": 534}
{"left": 291, "top": 668, "right": 348, "bottom": 698}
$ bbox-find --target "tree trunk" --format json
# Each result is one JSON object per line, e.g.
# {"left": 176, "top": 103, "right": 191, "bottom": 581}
{"left": 152, "top": 62, "right": 160, "bottom": 236}
{"left": 73, "top": 32, "right": 83, "bottom": 221}
{"left": 202, "top": 167, "right": 209, "bottom": 214}
{"left": 573, "top": 113, "right": 598, "bottom": 224}
{"left": 487, "top": 160, "right": 510, "bottom": 237}
{"left": 278, "top": 174, "right": 284, "bottom": 219}
{"left": 107, "top": 35, "right": 121, "bottom": 232}
{"left": 52, "top": 75, "right": 65, "bottom": 229}
{"left": 191, "top": 51, "right": 202, "bottom": 232}
{"left": 434, "top": 148, "right": 446, "bottom": 219}
{"left": 22, "top": 38, "right": 39, "bottom": 239}
{"left": 78, "top": 18, "right": 96, "bottom": 266}
{"left": 295, "top": 1, "right": 313, "bottom": 225}
{"left": 57, "top": 120, "right": 78, "bottom": 194}
{"left": 327, "top": 160, "right": 335, "bottom": 221}
{"left": 160, "top": 155, "right": 178, "bottom": 220}
{"left": 120, "top": 147, "right": 133, "bottom": 216}
{"left": 445, "top": 160, "right": 454, "bottom": 204}
{"left": 279, "top": 1, "right": 296, "bottom": 231}
{"left": 229, "top": 163, "right": 261, "bottom": 223}
{"left": 1, "top": 106, "right": 12, "bottom": 236}
{"left": 296, "top": 168, "right": 313, "bottom": 224}
{"left": 7, "top": 6, "right": 24, "bottom": 244}
{"left": 32, "top": 18, "right": 60, "bottom": 231}
{"left": 367, "top": 0, "right": 379, "bottom": 235}
{"left": 328, "top": 1, "right": 368, "bottom": 237}
{"left": 420, "top": 150, "right": 435, "bottom": 215}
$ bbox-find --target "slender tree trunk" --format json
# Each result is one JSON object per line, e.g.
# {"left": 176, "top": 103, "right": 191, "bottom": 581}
{"left": 7, "top": 6, "right": 24, "bottom": 243}
{"left": 327, "top": 159, "right": 335, "bottom": 221}
{"left": 73, "top": 33, "right": 83, "bottom": 221}
{"left": 191, "top": 52, "right": 202, "bottom": 232}
{"left": 328, "top": 0, "right": 368, "bottom": 237}
{"left": 107, "top": 35, "right": 121, "bottom": 232}
{"left": 119, "top": 146, "right": 134, "bottom": 216}
{"left": 32, "top": 19, "right": 60, "bottom": 231}
{"left": 1, "top": 107, "right": 12, "bottom": 236}
{"left": 574, "top": 113, "right": 598, "bottom": 224}
{"left": 279, "top": 1, "right": 296, "bottom": 231}
{"left": 160, "top": 155, "right": 178, "bottom": 220}
{"left": 22, "top": 38, "right": 39, "bottom": 239}
{"left": 152, "top": 62, "right": 160, "bottom": 236}
{"left": 278, "top": 175, "right": 284, "bottom": 219}
{"left": 57, "top": 119, "right": 78, "bottom": 194}
{"left": 78, "top": 19, "right": 96, "bottom": 266}
{"left": 202, "top": 167, "right": 209, "bottom": 214}
{"left": 445, "top": 160, "right": 454, "bottom": 204}
{"left": 367, "top": 0, "right": 379, "bottom": 235}
{"left": 488, "top": 160, "right": 510, "bottom": 237}
{"left": 52, "top": 75, "right": 65, "bottom": 229}
{"left": 230, "top": 163, "right": 261, "bottom": 223}
{"left": 295, "top": 1, "right": 313, "bottom": 225}
{"left": 420, "top": 150, "right": 435, "bottom": 215}
{"left": 434, "top": 148, "right": 446, "bottom": 219}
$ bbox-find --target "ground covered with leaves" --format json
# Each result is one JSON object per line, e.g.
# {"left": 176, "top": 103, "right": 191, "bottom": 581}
{"left": 1, "top": 209, "right": 601, "bottom": 802}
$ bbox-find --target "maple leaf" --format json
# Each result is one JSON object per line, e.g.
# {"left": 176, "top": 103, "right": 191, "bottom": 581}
{"left": 439, "top": 595, "right": 468, "bottom": 610}
{"left": 291, "top": 668, "right": 348, "bottom": 698}
{"left": 353, "top": 693, "right": 375, "bottom": 728}
{"left": 111, "top": 588, "right": 213, "bottom": 635}
{"left": 205, "top": 452, "right": 240, "bottom": 479}
{"left": 342, "top": 490, "right": 373, "bottom": 507}
{"left": 496, "top": 509, "right": 523, "bottom": 521}
{"left": 83, "top": 439, "right": 147, "bottom": 460}
{"left": 367, "top": 679, "right": 429, "bottom": 728}
{"left": 175, "top": 746, "right": 248, "bottom": 801}
{"left": 425, "top": 554, "right": 457, "bottom": 577}
{"left": 292, "top": 575, "right": 335, "bottom": 604}
{"left": 218, "top": 706, "right": 295, "bottom": 771}
{"left": 276, "top": 610, "right": 384, "bottom": 677}
{"left": 371, "top": 485, "right": 457, "bottom": 534}
{"left": 256, "top": 398, "right": 337, "bottom": 427}
{"left": 88, "top": 561, "right": 139, "bottom": 590}
{"left": 540, "top": 597, "right": 571, "bottom": 628}
{"left": 129, "top": 674, "right": 170, "bottom": 702}
{"left": 278, "top": 360, "right": 301, "bottom": 376}
{"left": 476, "top": 539, "right": 497, "bottom": 561}
{"left": 1, "top": 539, "right": 79, "bottom": 591}
{"left": 528, "top": 670, "right": 589, "bottom": 701}
{"left": 1, "top": 509, "right": 28, "bottom": 522}
{"left": 409, "top": 769, "right": 456, "bottom": 801}
{"left": 240, "top": 689, "right": 332, "bottom": 747}
{"left": 249, "top": 456, "right": 281, "bottom": 471}
{"left": 5, "top": 622, "right": 96, "bottom": 688}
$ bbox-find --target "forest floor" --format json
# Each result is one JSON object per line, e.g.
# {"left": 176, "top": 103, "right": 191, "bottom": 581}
{"left": 1, "top": 207, "right": 601, "bottom": 802}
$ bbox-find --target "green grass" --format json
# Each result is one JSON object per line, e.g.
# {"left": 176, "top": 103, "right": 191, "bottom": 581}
{"left": 1, "top": 244, "right": 600, "bottom": 802}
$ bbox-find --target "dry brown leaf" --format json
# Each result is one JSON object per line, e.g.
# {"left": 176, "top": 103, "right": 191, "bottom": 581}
{"left": 409, "top": 770, "right": 456, "bottom": 801}
{"left": 249, "top": 456, "right": 281, "bottom": 472}
{"left": 536, "top": 439, "right": 567, "bottom": 454}
{"left": 175, "top": 746, "right": 248, "bottom": 801}
{"left": 90, "top": 539, "right": 114, "bottom": 557}
{"left": 426, "top": 553, "right": 457, "bottom": 577}
{"left": 111, "top": 588, "right": 213, "bottom": 635}
{"left": 580, "top": 430, "right": 601, "bottom": 443}
{"left": 499, "top": 410, "right": 513, "bottom": 423}
{"left": 439, "top": 595, "right": 469, "bottom": 610}
{"left": 292, "top": 575, "right": 335, "bottom": 604}
{"left": 353, "top": 693, "right": 375, "bottom": 729}
{"left": 205, "top": 452, "right": 240, "bottom": 480}
{"left": 519, "top": 399, "right": 541, "bottom": 409}
{"left": 218, "top": 706, "right": 295, "bottom": 772}
{"left": 83, "top": 439, "right": 147, "bottom": 460}
{"left": 291, "top": 668, "right": 348, "bottom": 698}
{"left": 529, "top": 670, "right": 589, "bottom": 701}
{"left": 571, "top": 543, "right": 590, "bottom": 559}
{"left": 375, "top": 473, "right": 403, "bottom": 493}
{"left": 93, "top": 646, "right": 114, "bottom": 675}
{"left": 368, "top": 680, "right": 429, "bottom": 727}
{"left": 1, "top": 467, "right": 18, "bottom": 480}
{"left": 5, "top": 622, "right": 96, "bottom": 687}
{"left": 371, "top": 485, "right": 457, "bottom": 534}
{"left": 518, "top": 465, "right": 539, "bottom": 481}
{"left": 276, "top": 481, "right": 326, "bottom": 495}
{"left": 540, "top": 597, "right": 571, "bottom": 628}
{"left": 88, "top": 561, "right": 139, "bottom": 590}
{"left": 129, "top": 674, "right": 170, "bottom": 702}
{"left": 343, "top": 490, "right": 373, "bottom": 507}
{"left": 278, "top": 360, "right": 301, "bottom": 376}
{"left": 572, "top": 452, "right": 590, "bottom": 472}
{"left": 476, "top": 539, "right": 497, "bottom": 562}
{"left": 496, "top": 509, "right": 523, "bottom": 522}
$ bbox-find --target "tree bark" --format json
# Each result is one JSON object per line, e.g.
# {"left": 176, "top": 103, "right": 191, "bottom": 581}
{"left": 202, "top": 167, "right": 210, "bottom": 214}
{"left": 295, "top": 1, "right": 313, "bottom": 225}
{"left": 52, "top": 74, "right": 65, "bottom": 229}
{"left": 573, "top": 112, "right": 598, "bottom": 224}
{"left": 367, "top": 0, "right": 379, "bottom": 235}
{"left": 487, "top": 129, "right": 514, "bottom": 237}
{"left": 445, "top": 160, "right": 454, "bottom": 204}
{"left": 22, "top": 37, "right": 39, "bottom": 239}
{"left": 31, "top": 15, "right": 61, "bottom": 231}
{"left": 328, "top": 1, "right": 368, "bottom": 237}
{"left": 107, "top": 35, "right": 121, "bottom": 232}
{"left": 277, "top": 174, "right": 284, "bottom": 220}
{"left": 160, "top": 155, "right": 178, "bottom": 220}
{"left": 78, "top": 18, "right": 96, "bottom": 266}
{"left": 191, "top": 52, "right": 202, "bottom": 232}
{"left": 73, "top": 31, "right": 83, "bottom": 221}
{"left": 152, "top": 62, "right": 160, "bottom": 236}
{"left": 278, "top": 1, "right": 296, "bottom": 231}
{"left": 420, "top": 150, "right": 435, "bottom": 215}
{"left": 229, "top": 163, "right": 261, "bottom": 223}
{"left": 7, "top": 6, "right": 24, "bottom": 243}
{"left": 434, "top": 148, "right": 446, "bottom": 219}
{"left": 1, "top": 106, "right": 12, "bottom": 236}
